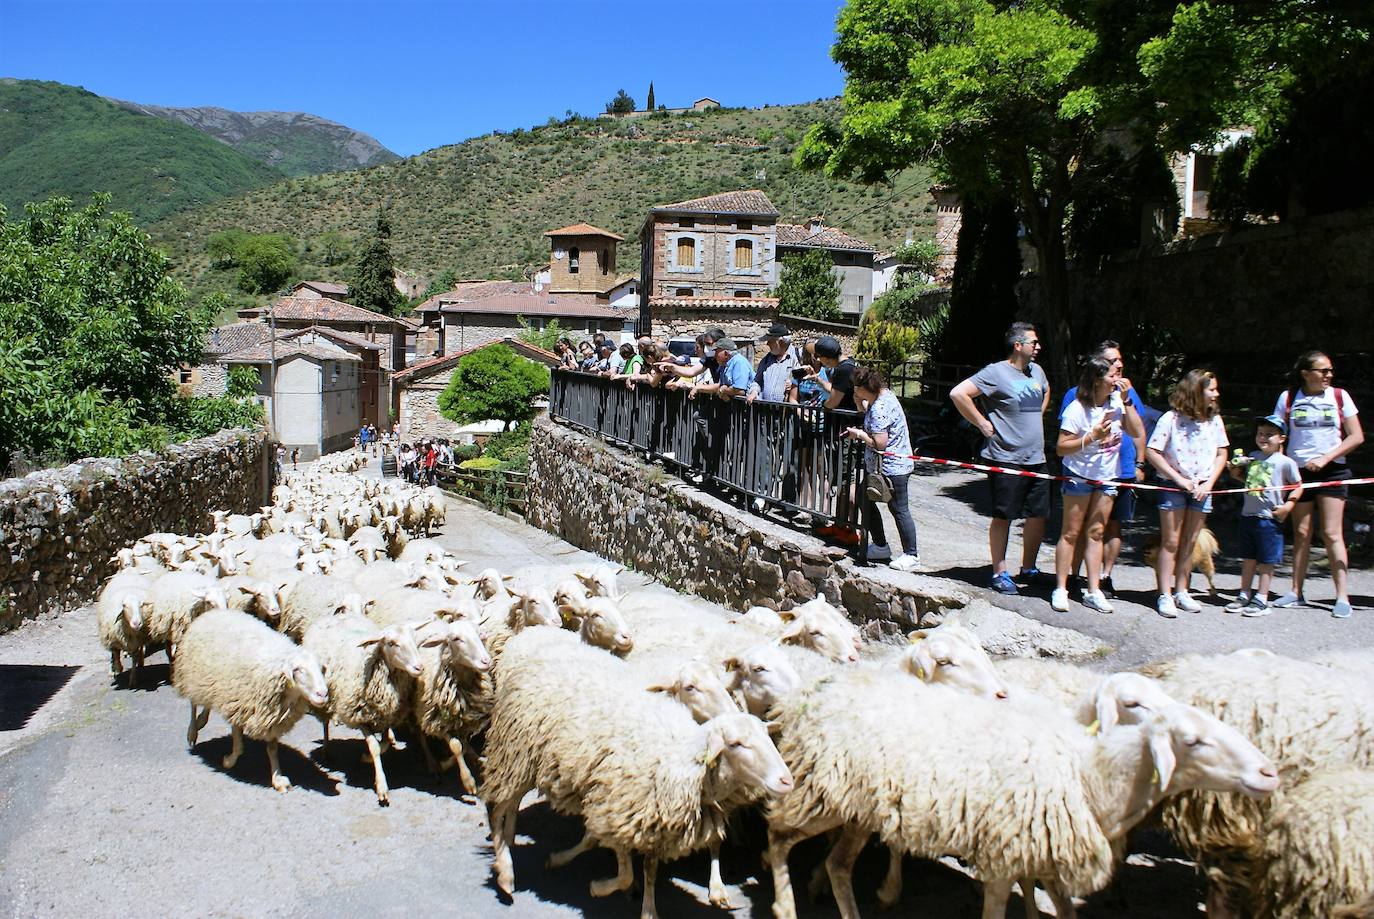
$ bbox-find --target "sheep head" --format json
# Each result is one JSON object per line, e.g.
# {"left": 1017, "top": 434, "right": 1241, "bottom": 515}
{"left": 420, "top": 619, "right": 492, "bottom": 673}
{"left": 119, "top": 593, "right": 146, "bottom": 632}
{"left": 703, "top": 712, "right": 793, "bottom": 798}
{"left": 471, "top": 568, "right": 512, "bottom": 601}
{"left": 357, "top": 624, "right": 424, "bottom": 678}
{"left": 1147, "top": 704, "right": 1279, "bottom": 800}
{"left": 647, "top": 660, "right": 738, "bottom": 723}
{"left": 286, "top": 652, "right": 329, "bottom": 708}
{"left": 574, "top": 564, "right": 623, "bottom": 600}
{"left": 574, "top": 597, "right": 632, "bottom": 654}
{"left": 723, "top": 645, "right": 802, "bottom": 717}
{"left": 507, "top": 586, "right": 561, "bottom": 629}
{"left": 1090, "top": 672, "right": 1175, "bottom": 733}
{"left": 779, "top": 608, "right": 859, "bottom": 663}
{"left": 900, "top": 624, "right": 1007, "bottom": 699}
{"left": 245, "top": 581, "right": 281, "bottom": 621}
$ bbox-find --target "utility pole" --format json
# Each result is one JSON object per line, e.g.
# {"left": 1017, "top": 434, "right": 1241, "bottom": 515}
{"left": 269, "top": 295, "right": 278, "bottom": 438}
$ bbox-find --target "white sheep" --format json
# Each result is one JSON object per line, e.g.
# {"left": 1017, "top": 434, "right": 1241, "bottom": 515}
{"left": 764, "top": 666, "right": 1278, "bottom": 919}
{"left": 145, "top": 570, "right": 229, "bottom": 665}
{"left": 96, "top": 570, "right": 154, "bottom": 684}
{"left": 302, "top": 612, "right": 424, "bottom": 806}
{"left": 482, "top": 627, "right": 793, "bottom": 919}
{"left": 173, "top": 608, "right": 328, "bottom": 793}
{"left": 470, "top": 567, "right": 514, "bottom": 601}
{"left": 219, "top": 575, "right": 282, "bottom": 624}
{"left": 1140, "top": 651, "right": 1374, "bottom": 913}
{"left": 279, "top": 574, "right": 366, "bottom": 642}
{"left": 351, "top": 559, "right": 423, "bottom": 597}
{"left": 348, "top": 525, "right": 388, "bottom": 562}
{"left": 366, "top": 586, "right": 474, "bottom": 630}
{"left": 1253, "top": 768, "right": 1374, "bottom": 919}
{"left": 407, "top": 617, "right": 493, "bottom": 795}
{"left": 510, "top": 562, "right": 623, "bottom": 600}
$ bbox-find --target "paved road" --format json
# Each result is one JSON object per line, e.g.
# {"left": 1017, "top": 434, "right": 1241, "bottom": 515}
{"left": 3, "top": 457, "right": 1363, "bottom": 918}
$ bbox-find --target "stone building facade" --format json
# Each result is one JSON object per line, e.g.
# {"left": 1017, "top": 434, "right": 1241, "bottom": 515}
{"left": 544, "top": 223, "right": 624, "bottom": 296}
{"left": 930, "top": 185, "right": 963, "bottom": 283}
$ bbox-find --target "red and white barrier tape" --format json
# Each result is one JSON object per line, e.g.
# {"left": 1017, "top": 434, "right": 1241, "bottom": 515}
{"left": 881, "top": 451, "right": 1374, "bottom": 496}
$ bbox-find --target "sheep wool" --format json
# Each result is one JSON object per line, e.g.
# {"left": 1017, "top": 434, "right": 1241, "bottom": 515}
{"left": 303, "top": 613, "right": 415, "bottom": 734}
{"left": 1254, "top": 768, "right": 1374, "bottom": 919}
{"left": 145, "top": 569, "right": 227, "bottom": 653}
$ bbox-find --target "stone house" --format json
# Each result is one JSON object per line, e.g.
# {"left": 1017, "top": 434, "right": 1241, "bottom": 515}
{"left": 290, "top": 280, "right": 350, "bottom": 300}
{"left": 415, "top": 290, "right": 627, "bottom": 353}
{"left": 236, "top": 297, "right": 409, "bottom": 374}
{"left": 391, "top": 337, "right": 560, "bottom": 443}
{"left": 775, "top": 218, "right": 877, "bottom": 320}
{"left": 544, "top": 223, "right": 624, "bottom": 297}
{"left": 180, "top": 321, "right": 276, "bottom": 396}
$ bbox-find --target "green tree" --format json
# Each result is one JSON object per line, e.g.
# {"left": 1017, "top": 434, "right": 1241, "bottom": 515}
{"left": 437, "top": 344, "right": 549, "bottom": 431}
{"left": 890, "top": 239, "right": 941, "bottom": 279}
{"left": 317, "top": 229, "right": 352, "bottom": 266}
{"left": 235, "top": 233, "right": 296, "bottom": 294}
{"left": 646, "top": 82, "right": 656, "bottom": 111}
{"left": 855, "top": 317, "right": 921, "bottom": 366}
{"left": 774, "top": 249, "right": 841, "bottom": 322}
{"left": 516, "top": 316, "right": 565, "bottom": 351}
{"left": 226, "top": 365, "right": 260, "bottom": 399}
{"left": 428, "top": 267, "right": 459, "bottom": 296}
{"left": 349, "top": 212, "right": 402, "bottom": 315}
{"left": 605, "top": 89, "right": 636, "bottom": 114}
{"left": 206, "top": 228, "right": 249, "bottom": 268}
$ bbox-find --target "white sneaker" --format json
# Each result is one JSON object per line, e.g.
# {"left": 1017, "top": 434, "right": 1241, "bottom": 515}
{"left": 867, "top": 543, "right": 893, "bottom": 562}
{"left": 1082, "top": 591, "right": 1114, "bottom": 614}
{"left": 1051, "top": 588, "right": 1070, "bottom": 612}
{"left": 1224, "top": 591, "right": 1251, "bottom": 613}
{"left": 889, "top": 554, "right": 920, "bottom": 572}
{"left": 1156, "top": 594, "right": 1179, "bottom": 618}
{"left": 1271, "top": 593, "right": 1305, "bottom": 608}
{"left": 1174, "top": 591, "right": 1203, "bottom": 613}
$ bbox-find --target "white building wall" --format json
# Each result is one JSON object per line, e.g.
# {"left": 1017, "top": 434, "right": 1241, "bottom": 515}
{"left": 273, "top": 358, "right": 322, "bottom": 458}
{"left": 320, "top": 358, "right": 362, "bottom": 454}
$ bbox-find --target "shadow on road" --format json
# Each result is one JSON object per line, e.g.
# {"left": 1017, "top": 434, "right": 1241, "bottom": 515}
{"left": 190, "top": 732, "right": 340, "bottom": 796}
{"left": 0, "top": 664, "right": 80, "bottom": 731}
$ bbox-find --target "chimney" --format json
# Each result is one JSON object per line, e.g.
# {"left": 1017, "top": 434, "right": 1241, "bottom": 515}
{"left": 807, "top": 216, "right": 824, "bottom": 235}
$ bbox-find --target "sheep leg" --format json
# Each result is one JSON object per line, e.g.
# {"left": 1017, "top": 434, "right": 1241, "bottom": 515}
{"left": 640, "top": 854, "right": 659, "bottom": 919}
{"left": 768, "top": 816, "right": 842, "bottom": 919}
{"left": 490, "top": 798, "right": 520, "bottom": 896}
{"left": 877, "top": 847, "right": 903, "bottom": 910}
{"left": 589, "top": 847, "right": 634, "bottom": 897}
{"left": 417, "top": 732, "right": 440, "bottom": 774}
{"left": 1018, "top": 879, "right": 1039, "bottom": 919}
{"left": 267, "top": 740, "right": 291, "bottom": 794}
{"left": 364, "top": 732, "right": 390, "bottom": 806}
{"left": 824, "top": 823, "right": 870, "bottom": 919}
{"left": 1044, "top": 880, "right": 1075, "bottom": 919}
{"left": 131, "top": 648, "right": 144, "bottom": 688}
{"left": 548, "top": 831, "right": 598, "bottom": 869}
{"left": 110, "top": 649, "right": 124, "bottom": 676}
{"left": 186, "top": 703, "right": 201, "bottom": 747}
{"left": 447, "top": 737, "right": 478, "bottom": 796}
{"left": 195, "top": 706, "right": 211, "bottom": 731}
{"left": 222, "top": 725, "right": 244, "bottom": 770}
{"left": 982, "top": 879, "right": 1013, "bottom": 919}
{"left": 707, "top": 840, "right": 732, "bottom": 908}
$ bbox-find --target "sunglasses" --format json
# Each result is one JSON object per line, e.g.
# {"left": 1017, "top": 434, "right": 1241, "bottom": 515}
{"left": 1308, "top": 367, "right": 1335, "bottom": 375}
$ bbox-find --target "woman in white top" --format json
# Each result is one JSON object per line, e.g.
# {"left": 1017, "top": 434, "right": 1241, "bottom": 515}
{"left": 1271, "top": 351, "right": 1364, "bottom": 617}
{"left": 1146, "top": 370, "right": 1228, "bottom": 618}
{"left": 1053, "top": 356, "right": 1143, "bottom": 613}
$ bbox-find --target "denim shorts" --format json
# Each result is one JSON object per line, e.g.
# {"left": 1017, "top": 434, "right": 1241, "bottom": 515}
{"left": 1236, "top": 515, "right": 1284, "bottom": 566}
{"left": 1062, "top": 478, "right": 1119, "bottom": 498}
{"left": 1158, "top": 489, "right": 1212, "bottom": 514}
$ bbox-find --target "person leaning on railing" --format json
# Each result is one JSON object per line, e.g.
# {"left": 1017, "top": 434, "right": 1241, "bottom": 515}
{"left": 656, "top": 327, "right": 728, "bottom": 387}
{"left": 690, "top": 337, "right": 753, "bottom": 401}
{"left": 785, "top": 340, "right": 832, "bottom": 526}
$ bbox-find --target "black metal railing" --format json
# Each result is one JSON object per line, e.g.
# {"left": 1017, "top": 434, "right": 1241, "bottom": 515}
{"left": 549, "top": 370, "right": 868, "bottom": 531}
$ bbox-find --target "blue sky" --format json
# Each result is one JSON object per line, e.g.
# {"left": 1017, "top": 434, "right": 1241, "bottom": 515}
{"left": 0, "top": 0, "right": 848, "bottom": 157}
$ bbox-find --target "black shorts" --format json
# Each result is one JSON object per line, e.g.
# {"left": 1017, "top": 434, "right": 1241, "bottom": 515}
{"left": 1296, "top": 463, "right": 1351, "bottom": 502}
{"left": 987, "top": 461, "right": 1051, "bottom": 520}
{"left": 1110, "top": 479, "right": 1138, "bottom": 522}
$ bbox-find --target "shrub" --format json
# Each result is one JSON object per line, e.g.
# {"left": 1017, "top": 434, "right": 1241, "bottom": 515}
{"left": 459, "top": 456, "right": 502, "bottom": 470}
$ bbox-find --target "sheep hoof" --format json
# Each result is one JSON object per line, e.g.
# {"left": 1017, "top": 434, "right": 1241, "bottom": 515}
{"left": 222, "top": 753, "right": 240, "bottom": 770}
{"left": 272, "top": 775, "right": 292, "bottom": 794}
{"left": 708, "top": 888, "right": 733, "bottom": 909}
{"left": 376, "top": 792, "right": 390, "bottom": 807}
{"left": 589, "top": 878, "right": 622, "bottom": 898}
{"left": 186, "top": 727, "right": 199, "bottom": 747}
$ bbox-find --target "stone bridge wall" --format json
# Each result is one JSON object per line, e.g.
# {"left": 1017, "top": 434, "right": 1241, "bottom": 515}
{"left": 526, "top": 417, "right": 966, "bottom": 632}
{"left": 0, "top": 428, "right": 270, "bottom": 632}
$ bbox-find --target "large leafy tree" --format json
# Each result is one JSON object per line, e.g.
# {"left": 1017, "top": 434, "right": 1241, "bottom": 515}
{"left": 774, "top": 248, "right": 842, "bottom": 322}
{"left": 350, "top": 212, "right": 402, "bottom": 315}
{"left": 605, "top": 89, "right": 636, "bottom": 114}
{"left": 438, "top": 344, "right": 549, "bottom": 431}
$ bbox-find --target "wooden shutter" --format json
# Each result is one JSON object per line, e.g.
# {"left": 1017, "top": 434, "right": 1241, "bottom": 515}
{"left": 677, "top": 237, "right": 694, "bottom": 268}
{"left": 733, "top": 238, "right": 752, "bottom": 269}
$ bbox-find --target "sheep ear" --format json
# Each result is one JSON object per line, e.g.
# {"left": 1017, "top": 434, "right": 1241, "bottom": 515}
{"left": 1149, "top": 724, "right": 1177, "bottom": 792}
{"left": 907, "top": 630, "right": 929, "bottom": 644}
{"left": 764, "top": 720, "right": 782, "bottom": 736}
{"left": 356, "top": 635, "right": 382, "bottom": 648}
{"left": 502, "top": 575, "right": 515, "bottom": 583}
{"left": 776, "top": 608, "right": 798, "bottom": 623}
{"left": 779, "top": 619, "right": 806, "bottom": 642}
{"left": 722, "top": 656, "right": 741, "bottom": 673}
{"left": 645, "top": 683, "right": 670, "bottom": 694}
{"left": 704, "top": 730, "right": 727, "bottom": 765}
{"left": 420, "top": 635, "right": 448, "bottom": 648}
{"left": 574, "top": 573, "right": 595, "bottom": 587}
{"left": 1095, "top": 681, "right": 1122, "bottom": 735}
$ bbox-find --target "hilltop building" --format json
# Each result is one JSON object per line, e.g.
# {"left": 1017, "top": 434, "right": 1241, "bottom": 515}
{"left": 600, "top": 96, "right": 721, "bottom": 118}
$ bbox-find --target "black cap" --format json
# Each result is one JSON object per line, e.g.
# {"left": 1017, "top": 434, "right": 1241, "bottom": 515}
{"left": 704, "top": 326, "right": 727, "bottom": 343}
{"left": 760, "top": 321, "right": 790, "bottom": 340}
{"left": 814, "top": 335, "right": 842, "bottom": 359}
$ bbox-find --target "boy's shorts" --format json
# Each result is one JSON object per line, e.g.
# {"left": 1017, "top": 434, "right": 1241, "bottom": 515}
{"left": 1110, "top": 480, "right": 1137, "bottom": 521}
{"left": 1237, "top": 515, "right": 1284, "bottom": 566}
{"left": 987, "top": 462, "right": 1051, "bottom": 520}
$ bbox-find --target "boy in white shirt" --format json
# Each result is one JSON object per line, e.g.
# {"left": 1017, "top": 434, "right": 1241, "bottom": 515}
{"left": 1223, "top": 415, "right": 1303, "bottom": 616}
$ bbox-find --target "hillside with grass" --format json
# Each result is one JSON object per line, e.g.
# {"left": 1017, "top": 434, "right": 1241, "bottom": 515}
{"left": 0, "top": 79, "right": 283, "bottom": 225}
{"left": 152, "top": 100, "right": 937, "bottom": 296}
{"left": 110, "top": 100, "right": 399, "bottom": 176}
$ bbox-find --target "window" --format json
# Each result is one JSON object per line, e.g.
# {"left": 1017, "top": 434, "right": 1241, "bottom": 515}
{"left": 733, "top": 238, "right": 753, "bottom": 270}
{"left": 675, "top": 236, "right": 696, "bottom": 269}
{"left": 675, "top": 287, "right": 696, "bottom": 297}
{"left": 734, "top": 290, "right": 752, "bottom": 298}
{"left": 737, "top": 219, "right": 751, "bottom": 231}
{"left": 858, "top": 295, "right": 865, "bottom": 311}
{"left": 569, "top": 246, "right": 580, "bottom": 274}
{"left": 599, "top": 247, "right": 609, "bottom": 275}
{"left": 178, "top": 366, "right": 192, "bottom": 385}
{"left": 680, "top": 217, "right": 695, "bottom": 228}
{"left": 587, "top": 320, "right": 601, "bottom": 334}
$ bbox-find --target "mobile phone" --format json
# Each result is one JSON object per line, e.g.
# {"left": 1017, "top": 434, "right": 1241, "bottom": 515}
{"left": 791, "top": 367, "right": 809, "bottom": 381}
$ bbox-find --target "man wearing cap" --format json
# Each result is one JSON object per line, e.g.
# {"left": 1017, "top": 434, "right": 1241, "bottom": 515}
{"left": 659, "top": 327, "right": 728, "bottom": 385}
{"left": 808, "top": 335, "right": 857, "bottom": 411}
{"left": 692, "top": 337, "right": 752, "bottom": 400}
{"left": 747, "top": 322, "right": 800, "bottom": 404}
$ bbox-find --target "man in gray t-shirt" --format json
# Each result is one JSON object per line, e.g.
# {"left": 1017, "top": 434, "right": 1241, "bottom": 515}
{"left": 950, "top": 322, "right": 1051, "bottom": 595}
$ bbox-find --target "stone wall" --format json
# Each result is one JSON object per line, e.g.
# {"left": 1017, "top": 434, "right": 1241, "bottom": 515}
{"left": 527, "top": 417, "right": 967, "bottom": 632}
{"left": 0, "top": 428, "right": 270, "bottom": 632}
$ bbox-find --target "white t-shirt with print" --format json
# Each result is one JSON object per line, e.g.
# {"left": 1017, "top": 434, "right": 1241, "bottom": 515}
{"left": 1148, "top": 411, "right": 1228, "bottom": 482}
{"left": 1275, "top": 388, "right": 1358, "bottom": 466}
{"left": 1060, "top": 392, "right": 1125, "bottom": 482}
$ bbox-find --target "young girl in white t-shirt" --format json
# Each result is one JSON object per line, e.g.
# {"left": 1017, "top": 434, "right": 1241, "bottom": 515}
{"left": 1270, "top": 350, "right": 1365, "bottom": 618}
{"left": 1146, "top": 369, "right": 1228, "bottom": 617}
{"left": 1053, "top": 356, "right": 1143, "bottom": 613}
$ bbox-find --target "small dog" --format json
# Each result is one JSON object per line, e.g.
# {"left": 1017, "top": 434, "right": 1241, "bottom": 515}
{"left": 1143, "top": 527, "right": 1219, "bottom": 594}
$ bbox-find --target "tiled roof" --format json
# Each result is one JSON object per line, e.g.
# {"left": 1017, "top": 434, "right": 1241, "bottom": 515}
{"left": 413, "top": 280, "right": 530, "bottom": 313}
{"left": 294, "top": 280, "right": 349, "bottom": 296}
{"left": 776, "top": 223, "right": 877, "bottom": 252}
{"left": 653, "top": 189, "right": 779, "bottom": 217}
{"left": 219, "top": 342, "right": 362, "bottom": 364}
{"left": 545, "top": 223, "right": 624, "bottom": 241}
{"left": 649, "top": 296, "right": 779, "bottom": 311}
{"left": 393, "top": 337, "right": 561, "bottom": 383}
{"left": 278, "top": 326, "right": 382, "bottom": 351}
{"left": 433, "top": 292, "right": 621, "bottom": 319}
{"left": 203, "top": 321, "right": 274, "bottom": 356}
{"left": 242, "top": 297, "right": 405, "bottom": 326}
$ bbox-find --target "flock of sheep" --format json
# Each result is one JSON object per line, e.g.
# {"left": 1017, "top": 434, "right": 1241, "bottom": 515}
{"left": 92, "top": 450, "right": 1373, "bottom": 919}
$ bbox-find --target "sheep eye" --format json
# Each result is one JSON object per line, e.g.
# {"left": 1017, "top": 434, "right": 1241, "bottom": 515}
{"left": 935, "top": 659, "right": 953, "bottom": 667}
{"left": 1123, "top": 701, "right": 1141, "bottom": 709}
{"left": 1185, "top": 736, "right": 1204, "bottom": 748}
{"left": 684, "top": 685, "right": 697, "bottom": 692}
{"left": 752, "top": 665, "right": 768, "bottom": 673}
{"left": 729, "top": 740, "right": 746, "bottom": 749}
{"left": 809, "top": 630, "right": 823, "bottom": 637}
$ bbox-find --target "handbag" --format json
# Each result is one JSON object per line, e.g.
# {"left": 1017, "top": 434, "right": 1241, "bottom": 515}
{"left": 865, "top": 471, "right": 893, "bottom": 503}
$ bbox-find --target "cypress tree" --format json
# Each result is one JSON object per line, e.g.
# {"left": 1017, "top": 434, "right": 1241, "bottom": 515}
{"left": 646, "top": 82, "right": 655, "bottom": 112}
{"left": 350, "top": 212, "right": 402, "bottom": 316}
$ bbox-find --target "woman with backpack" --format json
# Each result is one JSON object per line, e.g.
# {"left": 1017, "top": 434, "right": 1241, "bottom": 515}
{"left": 1271, "top": 351, "right": 1364, "bottom": 618}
